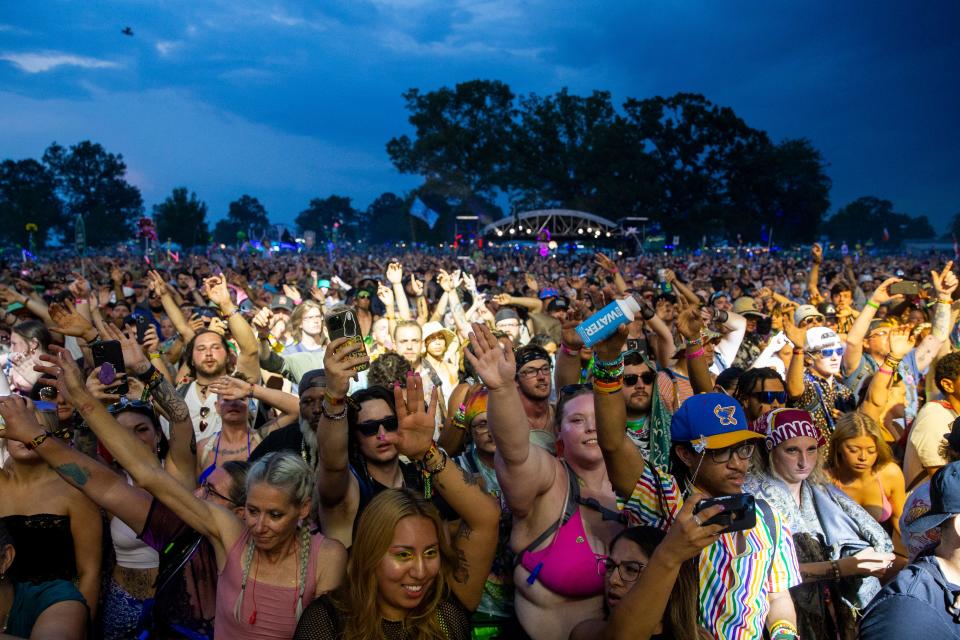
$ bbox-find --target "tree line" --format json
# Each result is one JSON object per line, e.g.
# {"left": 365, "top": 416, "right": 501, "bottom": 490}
{"left": 0, "top": 82, "right": 950, "bottom": 249}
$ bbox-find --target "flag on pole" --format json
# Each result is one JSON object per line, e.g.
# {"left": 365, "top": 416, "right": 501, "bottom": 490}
{"left": 882, "top": 227, "right": 890, "bottom": 242}
{"left": 410, "top": 197, "right": 440, "bottom": 229}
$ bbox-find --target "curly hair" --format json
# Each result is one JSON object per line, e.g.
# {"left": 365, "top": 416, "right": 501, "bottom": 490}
{"left": 368, "top": 351, "right": 413, "bottom": 388}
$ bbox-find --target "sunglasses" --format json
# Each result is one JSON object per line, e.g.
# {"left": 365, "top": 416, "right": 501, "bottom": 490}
{"left": 623, "top": 371, "right": 656, "bottom": 387}
{"left": 355, "top": 415, "right": 399, "bottom": 438}
{"left": 198, "top": 405, "right": 211, "bottom": 433}
{"left": 356, "top": 291, "right": 371, "bottom": 299}
{"left": 799, "top": 317, "right": 822, "bottom": 328}
{"left": 815, "top": 347, "right": 844, "bottom": 358}
{"left": 751, "top": 390, "right": 787, "bottom": 404}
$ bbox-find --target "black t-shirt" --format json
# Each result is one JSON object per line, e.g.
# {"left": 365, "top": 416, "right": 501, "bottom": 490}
{"left": 293, "top": 593, "right": 471, "bottom": 640}
{"left": 859, "top": 556, "right": 960, "bottom": 639}
{"left": 250, "top": 423, "right": 305, "bottom": 462}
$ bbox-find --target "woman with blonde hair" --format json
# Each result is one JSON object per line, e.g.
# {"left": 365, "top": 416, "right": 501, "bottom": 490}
{"left": 826, "top": 412, "right": 906, "bottom": 550}
{"left": 294, "top": 374, "right": 499, "bottom": 639}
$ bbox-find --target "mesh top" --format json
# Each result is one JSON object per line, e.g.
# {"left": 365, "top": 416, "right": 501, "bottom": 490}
{"left": 293, "top": 593, "right": 471, "bottom": 640}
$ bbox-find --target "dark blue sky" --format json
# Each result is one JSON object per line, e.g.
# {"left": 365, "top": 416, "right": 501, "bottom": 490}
{"left": 2, "top": 1, "right": 959, "bottom": 234}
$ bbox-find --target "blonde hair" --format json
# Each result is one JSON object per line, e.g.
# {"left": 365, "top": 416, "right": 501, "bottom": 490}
{"left": 826, "top": 412, "right": 893, "bottom": 475}
{"left": 289, "top": 300, "right": 328, "bottom": 345}
{"left": 334, "top": 488, "right": 457, "bottom": 639}
{"left": 233, "top": 452, "right": 313, "bottom": 624}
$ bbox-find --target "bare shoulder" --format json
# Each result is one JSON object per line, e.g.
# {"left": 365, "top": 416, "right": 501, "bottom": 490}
{"left": 879, "top": 462, "right": 905, "bottom": 484}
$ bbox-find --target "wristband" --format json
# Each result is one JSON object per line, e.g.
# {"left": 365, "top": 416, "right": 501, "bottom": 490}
{"left": 940, "top": 298, "right": 954, "bottom": 305}
{"left": 685, "top": 336, "right": 703, "bottom": 347}
{"left": 792, "top": 348, "right": 803, "bottom": 355}
{"left": 451, "top": 404, "right": 467, "bottom": 430}
{"left": 593, "top": 378, "right": 623, "bottom": 395}
{"left": 148, "top": 352, "right": 162, "bottom": 360}
{"left": 321, "top": 399, "right": 347, "bottom": 421}
{"left": 594, "top": 353, "right": 624, "bottom": 368}
{"left": 25, "top": 432, "right": 51, "bottom": 451}
{"left": 830, "top": 559, "right": 842, "bottom": 581}
{"left": 223, "top": 307, "right": 241, "bottom": 318}
{"left": 685, "top": 347, "right": 705, "bottom": 359}
{"left": 865, "top": 299, "right": 880, "bottom": 310}
{"left": 324, "top": 392, "right": 346, "bottom": 407}
{"left": 74, "top": 298, "right": 86, "bottom": 305}
{"left": 770, "top": 619, "right": 799, "bottom": 640}
{"left": 559, "top": 343, "right": 578, "bottom": 357}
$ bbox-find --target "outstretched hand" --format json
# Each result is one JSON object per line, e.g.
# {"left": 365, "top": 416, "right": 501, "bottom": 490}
{"left": 0, "top": 395, "right": 47, "bottom": 444}
{"left": 34, "top": 346, "right": 90, "bottom": 407}
{"left": 932, "top": 261, "right": 958, "bottom": 299}
{"left": 464, "top": 322, "right": 516, "bottom": 391}
{"left": 381, "top": 372, "right": 439, "bottom": 460}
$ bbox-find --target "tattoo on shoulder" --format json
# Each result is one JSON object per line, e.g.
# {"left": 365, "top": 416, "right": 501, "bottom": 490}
{"left": 453, "top": 547, "right": 470, "bottom": 584}
{"left": 56, "top": 463, "right": 91, "bottom": 487}
{"left": 458, "top": 466, "right": 482, "bottom": 488}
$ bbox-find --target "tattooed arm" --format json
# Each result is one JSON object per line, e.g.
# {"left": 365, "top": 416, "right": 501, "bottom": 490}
{"left": 431, "top": 458, "right": 500, "bottom": 611}
{"left": 0, "top": 396, "right": 153, "bottom": 534}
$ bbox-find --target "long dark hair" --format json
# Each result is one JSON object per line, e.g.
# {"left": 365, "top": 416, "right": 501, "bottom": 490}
{"left": 609, "top": 526, "right": 702, "bottom": 640}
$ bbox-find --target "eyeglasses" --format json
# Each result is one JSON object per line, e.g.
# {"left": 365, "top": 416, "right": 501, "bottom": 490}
{"left": 597, "top": 557, "right": 646, "bottom": 582}
{"left": 707, "top": 442, "right": 756, "bottom": 463}
{"left": 355, "top": 415, "right": 399, "bottom": 438}
{"left": 518, "top": 364, "right": 552, "bottom": 379}
{"left": 201, "top": 481, "right": 238, "bottom": 506}
{"left": 815, "top": 347, "right": 844, "bottom": 358}
{"left": 751, "top": 390, "right": 787, "bottom": 404}
{"left": 198, "top": 405, "right": 211, "bottom": 433}
{"left": 623, "top": 371, "right": 656, "bottom": 387}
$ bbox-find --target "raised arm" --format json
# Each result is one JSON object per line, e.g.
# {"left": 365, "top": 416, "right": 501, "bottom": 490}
{"left": 204, "top": 274, "right": 260, "bottom": 381}
{"left": 383, "top": 376, "right": 499, "bottom": 611}
{"left": 843, "top": 277, "right": 900, "bottom": 373}
{"left": 101, "top": 323, "right": 197, "bottom": 489}
{"left": 465, "top": 323, "right": 555, "bottom": 518}
{"left": 782, "top": 314, "right": 808, "bottom": 400}
{"left": 315, "top": 337, "right": 369, "bottom": 507}
{"left": 861, "top": 326, "right": 912, "bottom": 427}
{"left": 594, "top": 253, "right": 628, "bottom": 295}
{"left": 34, "top": 347, "right": 241, "bottom": 551}
{"left": 807, "top": 244, "right": 823, "bottom": 305}
{"left": 592, "top": 324, "right": 646, "bottom": 497}
{"left": 209, "top": 375, "right": 300, "bottom": 435}
{"left": 147, "top": 270, "right": 195, "bottom": 342}
{"left": 676, "top": 305, "right": 713, "bottom": 395}
{"left": 386, "top": 262, "right": 412, "bottom": 320}
{"left": 555, "top": 320, "right": 585, "bottom": 390}
{"left": 663, "top": 268, "right": 699, "bottom": 307}
{"left": 915, "top": 263, "right": 959, "bottom": 371}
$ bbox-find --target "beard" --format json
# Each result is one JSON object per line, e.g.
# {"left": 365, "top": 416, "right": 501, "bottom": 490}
{"left": 300, "top": 417, "right": 319, "bottom": 467}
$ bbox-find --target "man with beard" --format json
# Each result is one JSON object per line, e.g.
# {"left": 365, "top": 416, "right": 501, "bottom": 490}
{"left": 249, "top": 369, "right": 326, "bottom": 467}
{"left": 622, "top": 350, "right": 655, "bottom": 457}
{"left": 514, "top": 344, "right": 555, "bottom": 450}
{"left": 178, "top": 275, "right": 260, "bottom": 440}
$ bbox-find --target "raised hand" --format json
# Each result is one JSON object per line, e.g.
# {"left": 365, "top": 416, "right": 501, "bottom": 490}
{"left": 188, "top": 313, "right": 206, "bottom": 333}
{"left": 676, "top": 307, "right": 704, "bottom": 341}
{"left": 68, "top": 271, "right": 92, "bottom": 298}
{"left": 437, "top": 270, "right": 455, "bottom": 292}
{"left": 204, "top": 274, "right": 232, "bottom": 309}
{"left": 409, "top": 274, "right": 424, "bottom": 297}
{"left": 34, "top": 346, "right": 90, "bottom": 406}
{"left": 932, "top": 261, "right": 958, "bottom": 300}
{"left": 251, "top": 307, "right": 273, "bottom": 338}
{"left": 84, "top": 367, "right": 124, "bottom": 403}
{"left": 208, "top": 375, "right": 254, "bottom": 401}
{"left": 593, "top": 252, "right": 618, "bottom": 274}
{"left": 781, "top": 312, "right": 806, "bottom": 348}
{"left": 811, "top": 243, "right": 823, "bottom": 265}
{"left": 888, "top": 325, "right": 913, "bottom": 359}
{"left": 323, "top": 336, "right": 369, "bottom": 398}
{"left": 870, "top": 276, "right": 903, "bottom": 306}
{"left": 282, "top": 284, "right": 302, "bottom": 302}
{"left": 381, "top": 372, "right": 439, "bottom": 460}
{"left": 524, "top": 273, "right": 539, "bottom": 291}
{"left": 207, "top": 317, "right": 227, "bottom": 336}
{"left": 464, "top": 322, "right": 517, "bottom": 391}
{"left": 386, "top": 262, "right": 403, "bottom": 285}
{"left": 493, "top": 293, "right": 511, "bottom": 306}
{"left": 0, "top": 395, "right": 47, "bottom": 443}
{"left": 143, "top": 324, "right": 161, "bottom": 354}
{"left": 377, "top": 283, "right": 394, "bottom": 307}
{"left": 49, "top": 299, "right": 96, "bottom": 340}
{"left": 101, "top": 323, "right": 149, "bottom": 372}
{"left": 593, "top": 323, "right": 628, "bottom": 362}
{"left": 146, "top": 270, "right": 170, "bottom": 297}
{"left": 462, "top": 272, "right": 477, "bottom": 293}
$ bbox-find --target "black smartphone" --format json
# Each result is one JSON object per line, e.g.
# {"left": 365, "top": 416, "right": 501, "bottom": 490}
{"left": 326, "top": 308, "right": 369, "bottom": 372}
{"left": 135, "top": 315, "right": 150, "bottom": 344}
{"left": 889, "top": 281, "right": 920, "bottom": 296}
{"left": 91, "top": 340, "right": 129, "bottom": 395}
{"left": 694, "top": 493, "right": 757, "bottom": 533}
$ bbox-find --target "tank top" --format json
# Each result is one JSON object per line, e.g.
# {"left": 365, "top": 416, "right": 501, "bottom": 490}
{"left": 214, "top": 529, "right": 323, "bottom": 639}
{"left": 0, "top": 514, "right": 77, "bottom": 584}
{"left": 111, "top": 516, "right": 160, "bottom": 570}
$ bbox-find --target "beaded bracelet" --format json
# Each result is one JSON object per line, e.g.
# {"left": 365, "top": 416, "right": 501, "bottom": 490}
{"left": 593, "top": 379, "right": 623, "bottom": 395}
{"left": 769, "top": 619, "right": 800, "bottom": 640}
{"left": 452, "top": 404, "right": 468, "bottom": 430}
{"left": 419, "top": 445, "right": 449, "bottom": 499}
{"left": 593, "top": 353, "right": 624, "bottom": 368}
{"left": 593, "top": 366, "right": 624, "bottom": 381}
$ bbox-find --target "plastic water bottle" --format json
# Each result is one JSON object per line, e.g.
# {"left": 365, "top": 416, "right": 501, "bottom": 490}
{"left": 575, "top": 297, "right": 641, "bottom": 348}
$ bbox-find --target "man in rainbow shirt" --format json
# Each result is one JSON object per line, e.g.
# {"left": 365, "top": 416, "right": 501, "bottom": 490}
{"left": 595, "top": 387, "right": 801, "bottom": 640}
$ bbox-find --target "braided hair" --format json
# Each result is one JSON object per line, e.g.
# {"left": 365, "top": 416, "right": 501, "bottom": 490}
{"left": 233, "top": 451, "right": 314, "bottom": 624}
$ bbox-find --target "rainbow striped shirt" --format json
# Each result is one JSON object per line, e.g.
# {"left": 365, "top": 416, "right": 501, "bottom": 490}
{"left": 619, "top": 465, "right": 802, "bottom": 639}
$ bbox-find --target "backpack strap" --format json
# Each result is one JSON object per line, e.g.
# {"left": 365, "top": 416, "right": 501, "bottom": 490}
{"left": 517, "top": 462, "right": 579, "bottom": 560}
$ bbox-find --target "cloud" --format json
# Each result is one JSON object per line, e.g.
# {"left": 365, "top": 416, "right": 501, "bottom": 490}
{"left": 0, "top": 51, "right": 119, "bottom": 73}
{"left": 155, "top": 41, "right": 182, "bottom": 57}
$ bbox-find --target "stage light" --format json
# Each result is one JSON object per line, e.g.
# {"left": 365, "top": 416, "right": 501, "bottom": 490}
{"left": 509, "top": 228, "right": 515, "bottom": 234}
{"left": 548, "top": 240, "right": 558, "bottom": 250}
{"left": 577, "top": 228, "right": 583, "bottom": 234}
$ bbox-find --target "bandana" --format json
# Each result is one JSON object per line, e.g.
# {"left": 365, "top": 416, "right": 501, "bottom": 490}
{"left": 464, "top": 388, "right": 489, "bottom": 426}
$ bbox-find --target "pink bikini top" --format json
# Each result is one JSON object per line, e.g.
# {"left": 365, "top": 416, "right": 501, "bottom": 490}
{"left": 518, "top": 462, "right": 624, "bottom": 599}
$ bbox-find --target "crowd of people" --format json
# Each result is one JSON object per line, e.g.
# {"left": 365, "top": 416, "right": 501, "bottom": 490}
{"left": 0, "top": 242, "right": 959, "bottom": 639}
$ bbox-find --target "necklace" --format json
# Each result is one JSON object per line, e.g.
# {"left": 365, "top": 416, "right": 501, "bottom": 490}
{"left": 247, "top": 536, "right": 301, "bottom": 626}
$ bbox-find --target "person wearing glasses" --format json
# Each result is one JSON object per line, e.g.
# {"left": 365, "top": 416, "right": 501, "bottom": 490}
{"left": 622, "top": 350, "right": 656, "bottom": 458}
{"left": 594, "top": 323, "right": 800, "bottom": 640}
{"left": 466, "top": 323, "right": 625, "bottom": 640}
{"left": 514, "top": 344, "right": 556, "bottom": 449}
{"left": 792, "top": 305, "right": 825, "bottom": 331}
{"left": 785, "top": 326, "right": 855, "bottom": 437}
{"left": 744, "top": 408, "right": 894, "bottom": 640}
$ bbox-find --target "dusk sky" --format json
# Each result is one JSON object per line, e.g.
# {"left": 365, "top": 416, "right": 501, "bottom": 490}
{"left": 2, "top": 1, "right": 959, "bottom": 234}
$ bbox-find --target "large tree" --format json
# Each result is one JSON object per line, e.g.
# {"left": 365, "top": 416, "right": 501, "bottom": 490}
{"left": 152, "top": 187, "right": 209, "bottom": 248}
{"left": 366, "top": 192, "right": 410, "bottom": 244}
{"left": 42, "top": 141, "right": 143, "bottom": 247}
{"left": 213, "top": 195, "right": 269, "bottom": 244}
{"left": 295, "top": 195, "right": 360, "bottom": 240}
{"left": 823, "top": 196, "right": 934, "bottom": 245}
{"left": 0, "top": 159, "right": 64, "bottom": 248}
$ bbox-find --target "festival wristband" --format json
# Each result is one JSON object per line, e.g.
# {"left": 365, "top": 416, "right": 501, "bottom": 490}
{"left": 685, "top": 347, "right": 705, "bottom": 359}
{"left": 878, "top": 367, "right": 893, "bottom": 375}
{"left": 865, "top": 299, "right": 880, "bottom": 310}
{"left": 559, "top": 343, "right": 578, "bottom": 357}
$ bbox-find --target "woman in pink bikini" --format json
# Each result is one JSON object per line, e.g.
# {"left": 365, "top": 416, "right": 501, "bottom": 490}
{"left": 35, "top": 347, "right": 347, "bottom": 639}
{"left": 466, "top": 323, "right": 625, "bottom": 640}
